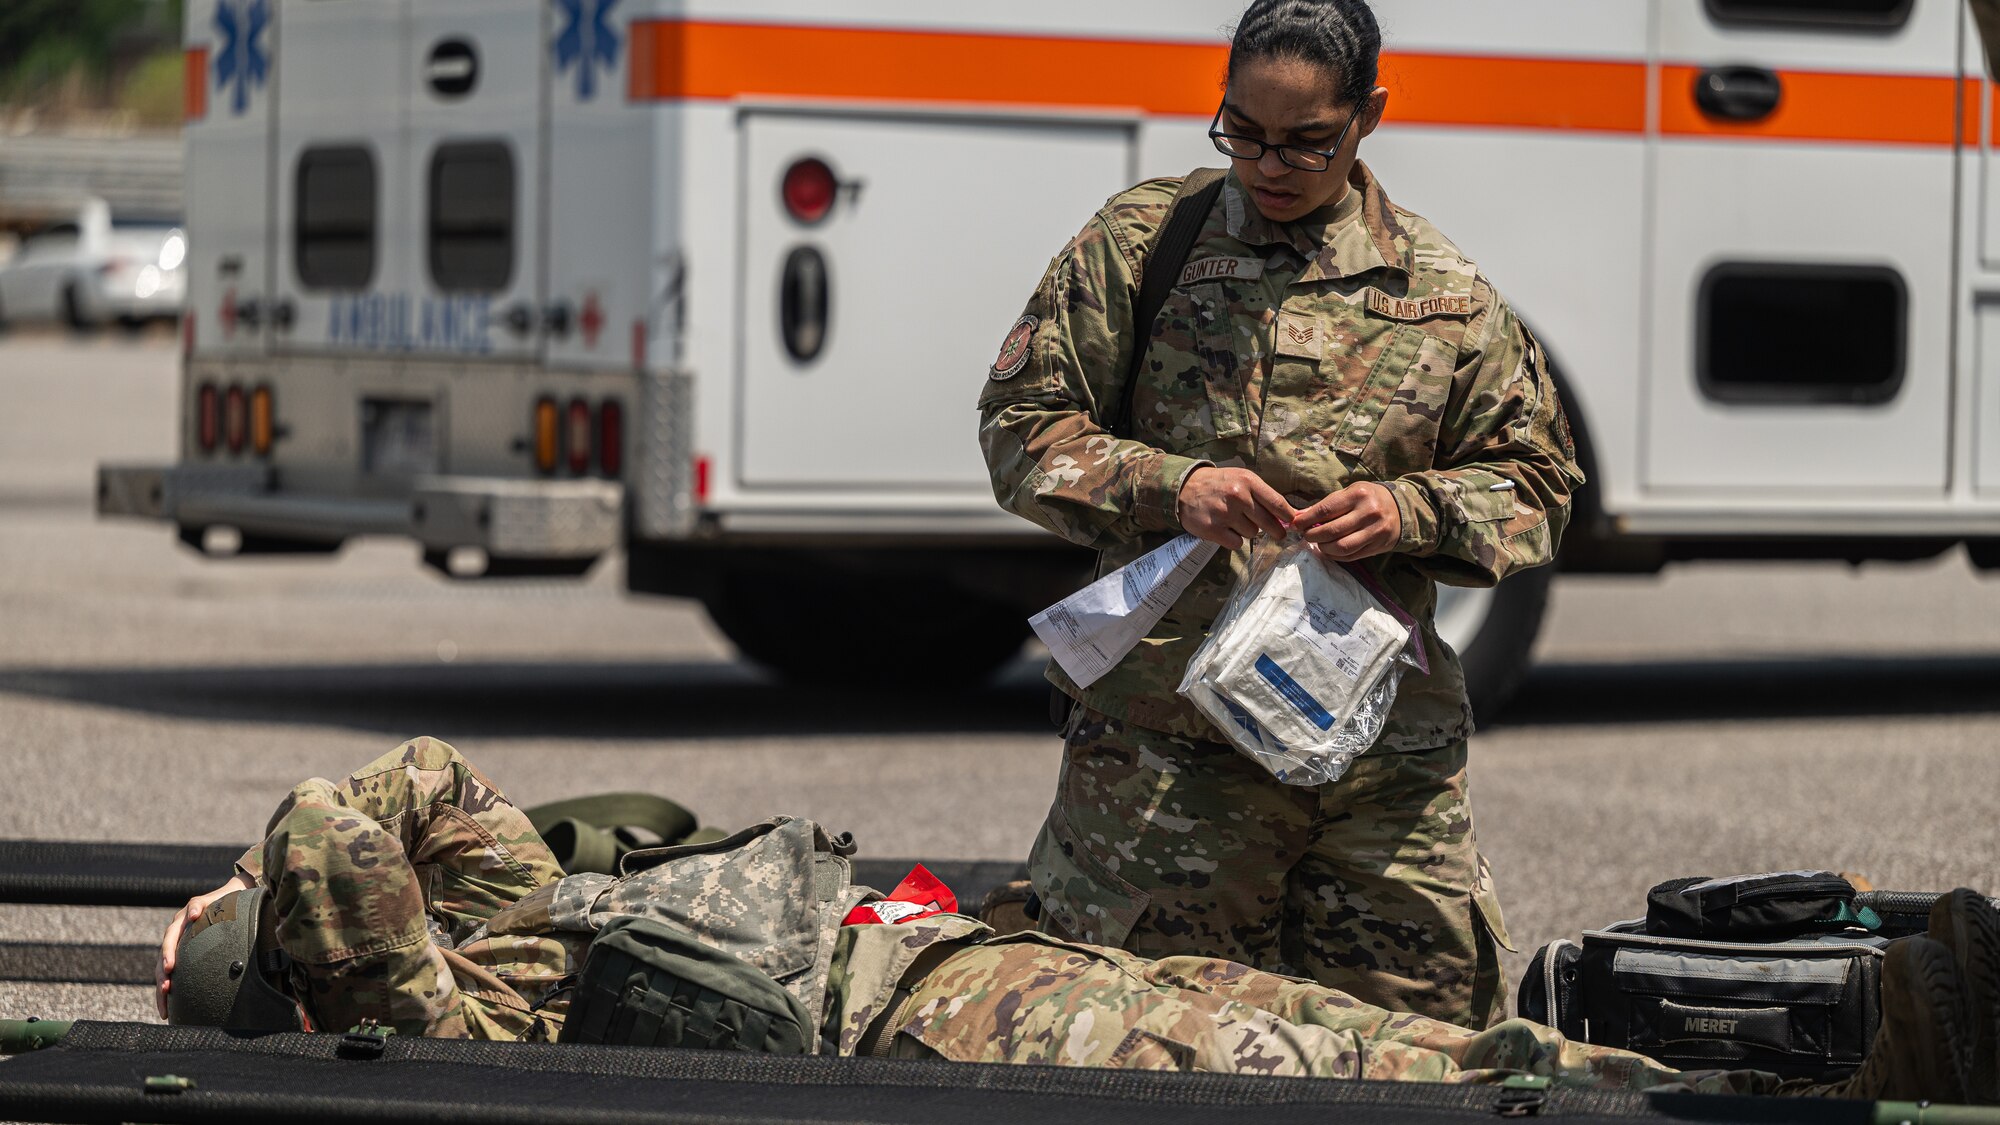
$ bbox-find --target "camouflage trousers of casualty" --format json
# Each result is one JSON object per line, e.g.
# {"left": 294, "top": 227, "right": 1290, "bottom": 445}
{"left": 245, "top": 737, "right": 1784, "bottom": 1096}
{"left": 1029, "top": 708, "right": 1511, "bottom": 1027}
{"left": 243, "top": 737, "right": 576, "bottom": 1039}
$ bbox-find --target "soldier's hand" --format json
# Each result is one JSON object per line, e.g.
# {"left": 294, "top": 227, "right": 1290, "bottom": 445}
{"left": 157, "top": 872, "right": 254, "bottom": 1020}
{"left": 1178, "top": 467, "right": 1295, "bottom": 549}
{"left": 1292, "top": 482, "right": 1401, "bottom": 561}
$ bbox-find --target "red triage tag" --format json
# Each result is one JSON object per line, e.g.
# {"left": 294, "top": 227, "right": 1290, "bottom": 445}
{"left": 841, "top": 864, "right": 958, "bottom": 926}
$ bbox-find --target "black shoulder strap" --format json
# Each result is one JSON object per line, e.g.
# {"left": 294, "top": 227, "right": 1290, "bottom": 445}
{"left": 1108, "top": 168, "right": 1227, "bottom": 439}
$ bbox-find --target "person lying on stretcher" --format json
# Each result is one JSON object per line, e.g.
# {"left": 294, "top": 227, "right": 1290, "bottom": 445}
{"left": 156, "top": 738, "right": 1999, "bottom": 1102}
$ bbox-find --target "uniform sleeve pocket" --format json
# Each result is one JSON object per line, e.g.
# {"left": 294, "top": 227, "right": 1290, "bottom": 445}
{"left": 1451, "top": 479, "right": 1549, "bottom": 559}
{"left": 1029, "top": 806, "right": 1151, "bottom": 949}
{"left": 1452, "top": 482, "right": 1517, "bottom": 525}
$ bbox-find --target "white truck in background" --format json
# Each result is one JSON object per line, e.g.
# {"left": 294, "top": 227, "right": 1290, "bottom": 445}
{"left": 100, "top": 0, "right": 2000, "bottom": 715}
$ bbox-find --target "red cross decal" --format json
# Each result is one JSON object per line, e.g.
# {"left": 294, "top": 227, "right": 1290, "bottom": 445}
{"left": 579, "top": 291, "right": 604, "bottom": 349}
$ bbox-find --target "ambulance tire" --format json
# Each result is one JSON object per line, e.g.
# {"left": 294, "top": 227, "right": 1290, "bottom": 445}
{"left": 1434, "top": 564, "right": 1553, "bottom": 725}
{"left": 708, "top": 574, "right": 1030, "bottom": 688}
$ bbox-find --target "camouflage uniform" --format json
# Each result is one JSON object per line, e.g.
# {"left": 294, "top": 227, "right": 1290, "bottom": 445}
{"left": 978, "top": 165, "right": 1582, "bottom": 1024}
{"left": 838, "top": 926, "right": 1781, "bottom": 1095}
{"left": 233, "top": 737, "right": 574, "bottom": 1039}
{"left": 239, "top": 741, "right": 1785, "bottom": 1099}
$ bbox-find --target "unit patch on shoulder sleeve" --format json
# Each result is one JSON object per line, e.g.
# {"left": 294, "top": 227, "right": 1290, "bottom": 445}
{"left": 1177, "top": 256, "right": 1265, "bottom": 288}
{"left": 990, "top": 314, "right": 1039, "bottom": 380}
{"left": 1366, "top": 289, "right": 1474, "bottom": 321}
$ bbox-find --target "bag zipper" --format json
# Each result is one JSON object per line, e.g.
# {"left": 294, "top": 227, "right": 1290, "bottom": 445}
{"left": 1725, "top": 877, "right": 1855, "bottom": 903}
{"left": 1542, "top": 938, "right": 1578, "bottom": 1030}
{"left": 1583, "top": 928, "right": 1885, "bottom": 958}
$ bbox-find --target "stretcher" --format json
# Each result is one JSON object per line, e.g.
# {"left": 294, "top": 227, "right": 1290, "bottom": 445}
{"left": 4, "top": 840, "right": 1996, "bottom": 1125}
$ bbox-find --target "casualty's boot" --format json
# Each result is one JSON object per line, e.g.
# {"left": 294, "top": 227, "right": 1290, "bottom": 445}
{"left": 1782, "top": 937, "right": 1973, "bottom": 1103}
{"left": 1928, "top": 888, "right": 2000, "bottom": 1102}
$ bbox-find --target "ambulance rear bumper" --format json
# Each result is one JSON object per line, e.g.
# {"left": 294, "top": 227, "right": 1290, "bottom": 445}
{"left": 96, "top": 463, "right": 623, "bottom": 559}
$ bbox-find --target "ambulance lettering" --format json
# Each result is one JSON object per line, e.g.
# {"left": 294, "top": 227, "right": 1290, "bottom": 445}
{"left": 326, "top": 294, "right": 493, "bottom": 354}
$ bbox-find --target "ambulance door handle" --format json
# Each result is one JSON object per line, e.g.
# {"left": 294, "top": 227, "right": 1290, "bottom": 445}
{"left": 499, "top": 303, "right": 535, "bottom": 337}
{"left": 1695, "top": 66, "right": 1782, "bottom": 122}
{"left": 542, "top": 301, "right": 573, "bottom": 340}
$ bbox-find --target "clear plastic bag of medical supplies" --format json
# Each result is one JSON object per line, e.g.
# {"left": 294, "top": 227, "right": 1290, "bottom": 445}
{"left": 1177, "top": 536, "right": 1424, "bottom": 787}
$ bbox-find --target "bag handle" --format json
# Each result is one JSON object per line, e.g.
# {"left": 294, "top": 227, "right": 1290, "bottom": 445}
{"left": 1106, "top": 167, "right": 1226, "bottom": 440}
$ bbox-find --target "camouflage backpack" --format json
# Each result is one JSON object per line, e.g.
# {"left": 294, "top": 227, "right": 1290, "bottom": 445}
{"left": 517, "top": 816, "right": 870, "bottom": 1053}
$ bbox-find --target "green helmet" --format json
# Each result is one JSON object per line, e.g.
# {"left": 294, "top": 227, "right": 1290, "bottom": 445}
{"left": 166, "top": 887, "right": 305, "bottom": 1031}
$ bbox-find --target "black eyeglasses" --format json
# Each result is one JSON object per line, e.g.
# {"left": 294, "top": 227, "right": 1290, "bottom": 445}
{"left": 1208, "top": 102, "right": 1365, "bottom": 173}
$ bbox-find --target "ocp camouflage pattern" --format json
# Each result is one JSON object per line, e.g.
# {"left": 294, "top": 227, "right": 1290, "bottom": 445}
{"left": 877, "top": 936, "right": 1781, "bottom": 1096}
{"left": 978, "top": 164, "right": 1584, "bottom": 749}
{"left": 233, "top": 741, "right": 1793, "bottom": 1099}
{"left": 1031, "top": 712, "right": 1511, "bottom": 1025}
{"left": 235, "top": 737, "right": 574, "bottom": 1039}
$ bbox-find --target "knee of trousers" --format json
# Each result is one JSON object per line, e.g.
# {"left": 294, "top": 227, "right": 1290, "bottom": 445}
{"left": 341, "top": 736, "right": 485, "bottom": 808}
{"left": 262, "top": 799, "right": 431, "bottom": 965}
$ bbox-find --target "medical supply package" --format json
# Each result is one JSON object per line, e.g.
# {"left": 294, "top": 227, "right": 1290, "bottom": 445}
{"left": 1177, "top": 538, "right": 1419, "bottom": 786}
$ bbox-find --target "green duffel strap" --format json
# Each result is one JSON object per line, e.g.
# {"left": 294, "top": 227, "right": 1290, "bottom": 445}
{"left": 525, "top": 793, "right": 701, "bottom": 875}
{"left": 526, "top": 793, "right": 699, "bottom": 841}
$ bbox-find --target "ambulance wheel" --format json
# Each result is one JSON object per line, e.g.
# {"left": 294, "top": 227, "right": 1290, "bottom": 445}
{"left": 707, "top": 574, "right": 1030, "bottom": 688}
{"left": 1432, "top": 565, "right": 1554, "bottom": 724}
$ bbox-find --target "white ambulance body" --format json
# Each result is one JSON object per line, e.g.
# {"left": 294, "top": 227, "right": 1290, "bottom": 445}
{"left": 99, "top": 0, "right": 2000, "bottom": 708}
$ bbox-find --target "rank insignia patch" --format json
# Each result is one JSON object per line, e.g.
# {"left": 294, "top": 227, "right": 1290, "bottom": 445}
{"left": 991, "top": 314, "right": 1038, "bottom": 380}
{"left": 1275, "top": 310, "right": 1323, "bottom": 360}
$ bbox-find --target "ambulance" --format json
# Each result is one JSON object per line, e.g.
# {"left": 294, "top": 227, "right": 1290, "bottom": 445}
{"left": 97, "top": 0, "right": 2000, "bottom": 713}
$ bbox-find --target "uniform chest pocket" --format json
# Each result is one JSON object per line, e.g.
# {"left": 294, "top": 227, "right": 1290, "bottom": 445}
{"left": 1135, "top": 285, "right": 1249, "bottom": 447}
{"left": 1338, "top": 329, "right": 1457, "bottom": 479}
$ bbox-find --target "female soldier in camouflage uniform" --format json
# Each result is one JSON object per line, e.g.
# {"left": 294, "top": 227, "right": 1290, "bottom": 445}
{"left": 157, "top": 738, "right": 1995, "bottom": 1106}
{"left": 977, "top": 0, "right": 1581, "bottom": 1026}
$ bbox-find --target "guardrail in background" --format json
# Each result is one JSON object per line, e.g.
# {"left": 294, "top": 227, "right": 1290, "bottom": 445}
{"left": 0, "top": 134, "right": 183, "bottom": 226}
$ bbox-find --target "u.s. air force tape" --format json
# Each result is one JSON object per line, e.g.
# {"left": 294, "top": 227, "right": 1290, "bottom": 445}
{"left": 990, "top": 314, "right": 1037, "bottom": 380}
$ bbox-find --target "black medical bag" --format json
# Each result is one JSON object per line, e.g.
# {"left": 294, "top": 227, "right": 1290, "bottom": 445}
{"left": 1518, "top": 872, "right": 1934, "bottom": 1082}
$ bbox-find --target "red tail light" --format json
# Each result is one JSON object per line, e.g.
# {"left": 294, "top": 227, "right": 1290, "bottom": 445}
{"left": 781, "top": 157, "right": 837, "bottom": 225}
{"left": 597, "top": 400, "right": 624, "bottom": 478}
{"left": 224, "top": 385, "right": 247, "bottom": 454}
{"left": 196, "top": 383, "right": 218, "bottom": 453}
{"left": 566, "top": 398, "right": 591, "bottom": 475}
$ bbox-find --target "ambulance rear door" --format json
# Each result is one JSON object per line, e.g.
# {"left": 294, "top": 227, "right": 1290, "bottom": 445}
{"left": 270, "top": 0, "right": 548, "bottom": 362}
{"left": 1645, "top": 0, "right": 1960, "bottom": 496}
{"left": 269, "top": 0, "right": 412, "bottom": 354}
{"left": 401, "top": 0, "right": 548, "bottom": 363}
{"left": 183, "top": 0, "right": 275, "bottom": 360}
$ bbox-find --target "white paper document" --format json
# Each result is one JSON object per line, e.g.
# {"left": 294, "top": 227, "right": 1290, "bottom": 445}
{"left": 1030, "top": 534, "right": 1220, "bottom": 688}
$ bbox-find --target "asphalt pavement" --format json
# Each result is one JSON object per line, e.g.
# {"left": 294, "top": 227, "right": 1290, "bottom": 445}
{"left": 3, "top": 330, "right": 1997, "bottom": 1026}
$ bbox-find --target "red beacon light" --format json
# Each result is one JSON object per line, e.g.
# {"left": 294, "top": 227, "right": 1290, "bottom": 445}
{"left": 781, "top": 157, "right": 837, "bottom": 225}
